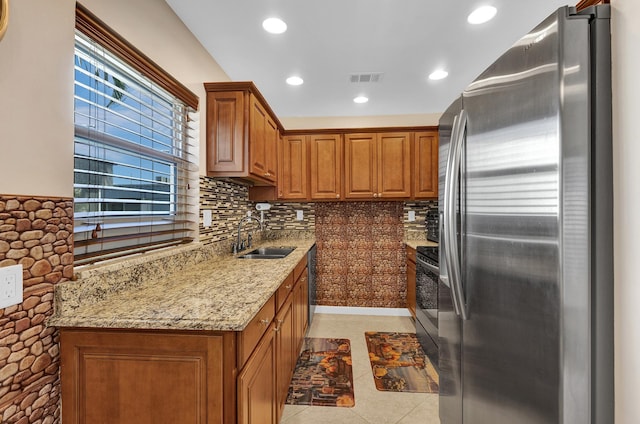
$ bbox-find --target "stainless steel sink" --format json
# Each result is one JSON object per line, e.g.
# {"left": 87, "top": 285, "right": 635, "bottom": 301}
{"left": 237, "top": 246, "right": 296, "bottom": 259}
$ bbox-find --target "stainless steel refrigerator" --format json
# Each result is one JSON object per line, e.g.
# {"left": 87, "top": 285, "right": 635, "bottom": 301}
{"left": 438, "top": 5, "right": 613, "bottom": 424}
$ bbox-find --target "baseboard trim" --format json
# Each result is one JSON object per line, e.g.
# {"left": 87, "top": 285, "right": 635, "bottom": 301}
{"left": 314, "top": 306, "right": 412, "bottom": 317}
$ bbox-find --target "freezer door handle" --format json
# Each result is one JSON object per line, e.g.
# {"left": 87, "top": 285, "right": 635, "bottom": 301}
{"left": 442, "top": 115, "right": 460, "bottom": 317}
{"left": 444, "top": 109, "right": 469, "bottom": 320}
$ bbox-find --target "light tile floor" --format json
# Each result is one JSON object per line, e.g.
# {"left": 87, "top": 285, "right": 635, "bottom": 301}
{"left": 280, "top": 314, "right": 441, "bottom": 424}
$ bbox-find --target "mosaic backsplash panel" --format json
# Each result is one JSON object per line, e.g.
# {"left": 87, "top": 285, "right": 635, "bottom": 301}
{"left": 0, "top": 195, "right": 72, "bottom": 424}
{"left": 404, "top": 200, "right": 438, "bottom": 239}
{"left": 198, "top": 178, "right": 437, "bottom": 308}
{"left": 199, "top": 177, "right": 257, "bottom": 247}
{"left": 258, "top": 202, "right": 315, "bottom": 232}
{"left": 199, "top": 177, "right": 318, "bottom": 247}
{"left": 315, "top": 202, "right": 407, "bottom": 308}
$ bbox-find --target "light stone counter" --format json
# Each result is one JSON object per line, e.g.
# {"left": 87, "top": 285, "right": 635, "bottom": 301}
{"left": 404, "top": 239, "right": 438, "bottom": 250}
{"left": 48, "top": 238, "right": 316, "bottom": 332}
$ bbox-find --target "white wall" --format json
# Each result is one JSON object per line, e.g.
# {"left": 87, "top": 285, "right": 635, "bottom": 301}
{"left": 0, "top": 0, "right": 75, "bottom": 198}
{"left": 611, "top": 1, "right": 640, "bottom": 423}
{"left": 281, "top": 113, "right": 441, "bottom": 130}
{"left": 79, "top": 0, "right": 231, "bottom": 175}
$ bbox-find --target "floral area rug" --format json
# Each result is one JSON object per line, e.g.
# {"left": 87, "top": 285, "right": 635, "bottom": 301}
{"left": 365, "top": 331, "right": 439, "bottom": 393}
{"left": 286, "top": 338, "right": 355, "bottom": 407}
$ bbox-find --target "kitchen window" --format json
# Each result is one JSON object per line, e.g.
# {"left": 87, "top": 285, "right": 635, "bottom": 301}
{"left": 73, "top": 5, "right": 199, "bottom": 265}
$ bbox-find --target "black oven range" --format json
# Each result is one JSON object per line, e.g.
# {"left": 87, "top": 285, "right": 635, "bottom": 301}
{"left": 415, "top": 245, "right": 439, "bottom": 370}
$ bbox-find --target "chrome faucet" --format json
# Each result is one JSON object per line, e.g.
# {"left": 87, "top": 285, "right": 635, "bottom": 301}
{"left": 234, "top": 215, "right": 263, "bottom": 253}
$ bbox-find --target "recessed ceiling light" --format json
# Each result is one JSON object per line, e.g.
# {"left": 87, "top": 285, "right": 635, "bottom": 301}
{"left": 428, "top": 70, "right": 449, "bottom": 81}
{"left": 262, "top": 17, "right": 287, "bottom": 34}
{"left": 286, "top": 76, "right": 304, "bottom": 86}
{"left": 353, "top": 96, "right": 369, "bottom": 104}
{"left": 467, "top": 6, "right": 497, "bottom": 25}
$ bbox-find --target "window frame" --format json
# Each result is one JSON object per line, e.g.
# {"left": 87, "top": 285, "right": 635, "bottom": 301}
{"left": 73, "top": 3, "right": 199, "bottom": 265}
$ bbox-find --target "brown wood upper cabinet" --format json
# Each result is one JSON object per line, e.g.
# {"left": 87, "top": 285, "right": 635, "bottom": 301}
{"left": 204, "top": 82, "right": 280, "bottom": 186}
{"left": 344, "top": 132, "right": 412, "bottom": 199}
{"left": 309, "top": 134, "right": 342, "bottom": 200}
{"left": 278, "top": 134, "right": 308, "bottom": 200}
{"left": 414, "top": 130, "right": 439, "bottom": 199}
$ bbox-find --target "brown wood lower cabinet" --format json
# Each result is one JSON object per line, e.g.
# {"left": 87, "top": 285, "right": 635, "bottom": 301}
{"left": 274, "top": 293, "right": 295, "bottom": 423}
{"left": 238, "top": 322, "right": 277, "bottom": 424}
{"left": 60, "top": 257, "right": 310, "bottom": 424}
{"left": 60, "top": 329, "right": 233, "bottom": 424}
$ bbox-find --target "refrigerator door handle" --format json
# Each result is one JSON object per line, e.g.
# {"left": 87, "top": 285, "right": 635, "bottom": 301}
{"left": 445, "top": 109, "right": 469, "bottom": 320}
{"left": 442, "top": 113, "right": 461, "bottom": 317}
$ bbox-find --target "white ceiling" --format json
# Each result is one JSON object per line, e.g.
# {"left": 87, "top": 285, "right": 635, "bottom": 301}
{"left": 165, "top": 0, "right": 569, "bottom": 119}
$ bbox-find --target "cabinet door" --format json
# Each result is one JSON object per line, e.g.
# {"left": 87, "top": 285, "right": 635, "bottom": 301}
{"left": 407, "top": 258, "right": 417, "bottom": 318}
{"left": 249, "top": 95, "right": 269, "bottom": 180}
{"left": 294, "top": 268, "right": 309, "bottom": 352}
{"left": 378, "top": 132, "right": 411, "bottom": 198}
{"left": 238, "top": 324, "right": 277, "bottom": 424}
{"left": 60, "top": 329, "right": 229, "bottom": 424}
{"left": 264, "top": 118, "right": 278, "bottom": 183}
{"left": 344, "top": 133, "right": 377, "bottom": 199}
{"left": 275, "top": 294, "right": 295, "bottom": 423}
{"left": 206, "top": 90, "right": 245, "bottom": 174}
{"left": 414, "top": 131, "right": 439, "bottom": 198}
{"left": 279, "top": 135, "right": 308, "bottom": 200}
{"left": 309, "top": 134, "right": 342, "bottom": 200}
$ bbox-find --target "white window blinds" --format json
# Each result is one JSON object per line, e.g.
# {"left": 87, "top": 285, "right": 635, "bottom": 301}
{"left": 73, "top": 31, "right": 198, "bottom": 265}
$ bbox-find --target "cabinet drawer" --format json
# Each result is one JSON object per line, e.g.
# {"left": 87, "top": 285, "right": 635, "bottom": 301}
{"left": 238, "top": 295, "right": 276, "bottom": 368}
{"left": 406, "top": 246, "right": 416, "bottom": 263}
{"left": 276, "top": 273, "right": 295, "bottom": 311}
{"left": 294, "top": 255, "right": 308, "bottom": 281}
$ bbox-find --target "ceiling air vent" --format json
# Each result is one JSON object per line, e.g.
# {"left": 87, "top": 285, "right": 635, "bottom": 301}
{"left": 349, "top": 73, "right": 384, "bottom": 83}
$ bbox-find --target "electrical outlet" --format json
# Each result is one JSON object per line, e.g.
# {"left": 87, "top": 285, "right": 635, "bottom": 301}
{"left": 203, "top": 209, "right": 212, "bottom": 228}
{"left": 408, "top": 210, "right": 416, "bottom": 222}
{"left": 0, "top": 264, "right": 23, "bottom": 309}
{"left": 296, "top": 210, "right": 304, "bottom": 221}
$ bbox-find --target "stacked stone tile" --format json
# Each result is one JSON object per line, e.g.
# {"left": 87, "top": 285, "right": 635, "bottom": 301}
{"left": 0, "top": 196, "right": 71, "bottom": 424}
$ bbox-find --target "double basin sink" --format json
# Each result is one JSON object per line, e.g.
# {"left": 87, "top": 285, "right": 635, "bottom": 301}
{"left": 237, "top": 246, "right": 296, "bottom": 259}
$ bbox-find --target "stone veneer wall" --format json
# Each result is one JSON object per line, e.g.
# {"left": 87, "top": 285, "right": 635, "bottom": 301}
{"left": 0, "top": 196, "right": 73, "bottom": 424}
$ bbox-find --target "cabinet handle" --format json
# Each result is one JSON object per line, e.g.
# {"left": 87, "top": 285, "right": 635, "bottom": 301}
{"left": 274, "top": 319, "right": 283, "bottom": 332}
{"left": 373, "top": 193, "right": 378, "bottom": 198}
{"left": 259, "top": 318, "right": 270, "bottom": 326}
{"left": 335, "top": 194, "right": 340, "bottom": 199}
{"left": 285, "top": 285, "right": 292, "bottom": 289}
{"left": 264, "top": 172, "right": 271, "bottom": 177}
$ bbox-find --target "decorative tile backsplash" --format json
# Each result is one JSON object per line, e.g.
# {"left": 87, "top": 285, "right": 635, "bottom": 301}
{"left": 199, "top": 176, "right": 437, "bottom": 308}
{"left": 315, "top": 202, "right": 406, "bottom": 308}
{"left": 259, "top": 202, "right": 316, "bottom": 232}
{"left": 199, "top": 177, "right": 256, "bottom": 247}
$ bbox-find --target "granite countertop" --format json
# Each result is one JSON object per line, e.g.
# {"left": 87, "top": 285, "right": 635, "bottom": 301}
{"left": 49, "top": 239, "right": 316, "bottom": 332}
{"left": 405, "top": 239, "right": 438, "bottom": 250}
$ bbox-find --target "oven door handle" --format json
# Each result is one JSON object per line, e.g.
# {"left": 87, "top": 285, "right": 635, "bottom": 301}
{"left": 416, "top": 257, "right": 439, "bottom": 275}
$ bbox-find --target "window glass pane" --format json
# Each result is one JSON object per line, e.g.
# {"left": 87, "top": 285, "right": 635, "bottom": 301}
{"left": 73, "top": 31, "right": 196, "bottom": 264}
